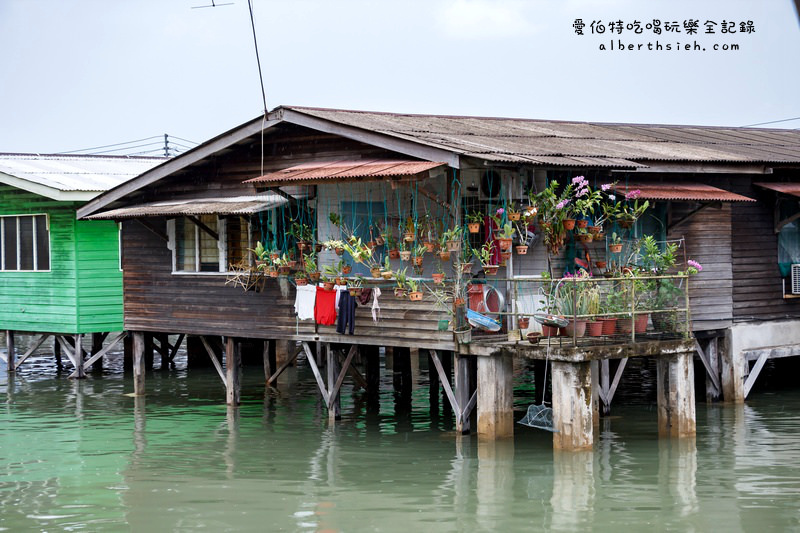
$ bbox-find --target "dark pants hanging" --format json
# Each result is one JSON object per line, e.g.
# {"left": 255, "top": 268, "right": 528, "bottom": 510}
{"left": 337, "top": 292, "right": 357, "bottom": 335}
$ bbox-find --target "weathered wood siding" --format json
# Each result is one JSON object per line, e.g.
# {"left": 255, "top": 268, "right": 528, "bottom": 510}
{"left": 667, "top": 202, "right": 733, "bottom": 331}
{"left": 121, "top": 219, "right": 455, "bottom": 350}
{"left": 0, "top": 186, "right": 79, "bottom": 333}
{"left": 729, "top": 175, "right": 800, "bottom": 321}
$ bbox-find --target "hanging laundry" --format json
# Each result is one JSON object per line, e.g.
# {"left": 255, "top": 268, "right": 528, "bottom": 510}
{"left": 357, "top": 288, "right": 372, "bottom": 306}
{"left": 336, "top": 291, "right": 357, "bottom": 335}
{"left": 315, "top": 286, "right": 337, "bottom": 326}
{"left": 334, "top": 284, "right": 348, "bottom": 316}
{"left": 371, "top": 287, "right": 381, "bottom": 323}
{"left": 294, "top": 284, "right": 316, "bottom": 321}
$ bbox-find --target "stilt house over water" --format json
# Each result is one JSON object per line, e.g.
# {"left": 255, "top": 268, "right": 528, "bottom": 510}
{"left": 77, "top": 107, "right": 800, "bottom": 449}
{"left": 1, "top": 153, "right": 163, "bottom": 376}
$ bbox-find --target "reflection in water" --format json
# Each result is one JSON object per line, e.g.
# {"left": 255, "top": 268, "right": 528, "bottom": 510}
{"left": 2, "top": 345, "right": 800, "bottom": 531}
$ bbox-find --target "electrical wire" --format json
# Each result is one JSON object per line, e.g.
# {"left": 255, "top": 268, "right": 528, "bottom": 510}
{"left": 740, "top": 116, "right": 800, "bottom": 127}
{"left": 58, "top": 136, "right": 163, "bottom": 154}
{"left": 247, "top": 0, "right": 268, "bottom": 114}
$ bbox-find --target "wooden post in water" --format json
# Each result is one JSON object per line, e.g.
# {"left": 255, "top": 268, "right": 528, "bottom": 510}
{"left": 720, "top": 328, "right": 746, "bottom": 403}
{"left": 132, "top": 331, "right": 145, "bottom": 396}
{"left": 327, "top": 344, "right": 341, "bottom": 422}
{"left": 54, "top": 335, "right": 63, "bottom": 370}
{"left": 226, "top": 337, "right": 242, "bottom": 406}
{"left": 428, "top": 351, "right": 440, "bottom": 415}
{"left": 590, "top": 360, "right": 600, "bottom": 426}
{"left": 656, "top": 351, "right": 696, "bottom": 438}
{"left": 551, "top": 361, "right": 593, "bottom": 451}
{"left": 455, "top": 354, "right": 471, "bottom": 434}
{"left": 477, "top": 353, "right": 514, "bottom": 440}
{"left": 91, "top": 333, "right": 104, "bottom": 372}
{"left": 73, "top": 334, "right": 86, "bottom": 379}
{"left": 5, "top": 331, "right": 14, "bottom": 373}
{"left": 262, "top": 340, "right": 272, "bottom": 384}
{"left": 364, "top": 345, "right": 381, "bottom": 408}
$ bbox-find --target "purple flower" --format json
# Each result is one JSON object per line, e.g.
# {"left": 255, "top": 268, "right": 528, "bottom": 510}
{"left": 575, "top": 187, "right": 589, "bottom": 197}
{"left": 496, "top": 208, "right": 504, "bottom": 215}
{"left": 556, "top": 199, "right": 571, "bottom": 209}
{"left": 572, "top": 176, "right": 585, "bottom": 185}
{"left": 601, "top": 183, "right": 612, "bottom": 191}
{"left": 608, "top": 194, "right": 616, "bottom": 201}
{"left": 687, "top": 259, "right": 703, "bottom": 272}
{"left": 625, "top": 189, "right": 641, "bottom": 200}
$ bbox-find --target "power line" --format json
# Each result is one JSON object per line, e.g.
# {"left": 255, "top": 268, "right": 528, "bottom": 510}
{"left": 740, "top": 116, "right": 800, "bottom": 127}
{"left": 58, "top": 135, "right": 163, "bottom": 154}
{"left": 248, "top": 0, "right": 268, "bottom": 114}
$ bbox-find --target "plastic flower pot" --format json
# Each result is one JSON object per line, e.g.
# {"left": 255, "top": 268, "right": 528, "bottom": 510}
{"left": 599, "top": 317, "right": 617, "bottom": 335}
{"left": 541, "top": 324, "right": 560, "bottom": 337}
{"left": 586, "top": 320, "right": 603, "bottom": 336}
{"left": 564, "top": 319, "right": 587, "bottom": 337}
{"left": 518, "top": 317, "right": 530, "bottom": 329}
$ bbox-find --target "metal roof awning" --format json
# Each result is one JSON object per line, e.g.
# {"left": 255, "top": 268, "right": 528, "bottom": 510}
{"left": 753, "top": 182, "right": 800, "bottom": 198}
{"left": 612, "top": 182, "right": 755, "bottom": 202}
{"left": 83, "top": 194, "right": 288, "bottom": 220}
{"left": 244, "top": 159, "right": 448, "bottom": 186}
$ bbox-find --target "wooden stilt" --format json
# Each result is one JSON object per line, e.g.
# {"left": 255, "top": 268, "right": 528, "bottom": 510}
{"left": 600, "top": 359, "right": 610, "bottom": 416}
{"left": 54, "top": 336, "right": 63, "bottom": 370}
{"left": 225, "top": 337, "right": 242, "bottom": 406}
{"left": 477, "top": 353, "right": 514, "bottom": 440}
{"left": 364, "top": 345, "right": 380, "bottom": 407}
{"left": 455, "top": 354, "right": 471, "bottom": 434}
{"left": 327, "top": 344, "right": 341, "bottom": 422}
{"left": 656, "top": 351, "right": 696, "bottom": 438}
{"left": 429, "top": 351, "right": 440, "bottom": 414}
{"left": 69, "top": 332, "right": 127, "bottom": 378}
{"left": 73, "top": 334, "right": 86, "bottom": 379}
{"left": 263, "top": 340, "right": 272, "bottom": 384}
{"left": 13, "top": 334, "right": 49, "bottom": 371}
{"left": 90, "top": 333, "right": 105, "bottom": 372}
{"left": 132, "top": 332, "right": 145, "bottom": 396}
{"left": 199, "top": 336, "right": 227, "bottom": 385}
{"left": 590, "top": 360, "right": 600, "bottom": 427}
{"left": 144, "top": 334, "right": 155, "bottom": 370}
{"left": 5, "top": 331, "right": 14, "bottom": 372}
{"left": 721, "top": 328, "right": 746, "bottom": 403}
{"left": 267, "top": 345, "right": 301, "bottom": 386}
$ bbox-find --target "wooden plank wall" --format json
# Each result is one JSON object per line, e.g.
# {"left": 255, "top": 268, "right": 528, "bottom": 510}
{"left": 121, "top": 219, "right": 455, "bottom": 350}
{"left": 0, "top": 186, "right": 80, "bottom": 333}
{"left": 667, "top": 202, "right": 733, "bottom": 331}
{"left": 75, "top": 219, "right": 124, "bottom": 333}
{"left": 729, "top": 175, "right": 800, "bottom": 321}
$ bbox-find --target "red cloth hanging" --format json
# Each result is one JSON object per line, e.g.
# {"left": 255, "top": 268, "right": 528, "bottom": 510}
{"left": 315, "top": 286, "right": 337, "bottom": 325}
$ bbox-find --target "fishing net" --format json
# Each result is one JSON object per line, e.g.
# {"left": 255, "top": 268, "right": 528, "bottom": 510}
{"left": 517, "top": 403, "right": 556, "bottom": 432}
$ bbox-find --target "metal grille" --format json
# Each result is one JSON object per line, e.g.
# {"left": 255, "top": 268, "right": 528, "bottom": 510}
{"left": 792, "top": 264, "right": 800, "bottom": 295}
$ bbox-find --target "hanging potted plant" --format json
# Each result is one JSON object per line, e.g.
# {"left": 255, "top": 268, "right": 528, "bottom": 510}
{"left": 381, "top": 256, "right": 393, "bottom": 280}
{"left": 394, "top": 267, "right": 408, "bottom": 297}
{"left": 466, "top": 212, "right": 483, "bottom": 234}
{"left": 294, "top": 271, "right": 309, "bottom": 286}
{"left": 507, "top": 202, "right": 521, "bottom": 221}
{"left": 339, "top": 259, "right": 352, "bottom": 276}
{"left": 443, "top": 226, "right": 462, "bottom": 252}
{"left": 608, "top": 232, "right": 623, "bottom": 253}
{"left": 348, "top": 277, "right": 364, "bottom": 297}
{"left": 495, "top": 222, "right": 515, "bottom": 252}
{"left": 407, "top": 278, "right": 424, "bottom": 301}
{"left": 385, "top": 232, "right": 400, "bottom": 259}
{"left": 399, "top": 240, "right": 412, "bottom": 262}
{"left": 304, "top": 253, "right": 320, "bottom": 282}
{"left": 616, "top": 189, "right": 650, "bottom": 229}
{"left": 323, "top": 239, "right": 346, "bottom": 256}
{"left": 413, "top": 244, "right": 426, "bottom": 267}
{"left": 474, "top": 241, "right": 498, "bottom": 276}
{"left": 432, "top": 261, "right": 446, "bottom": 284}
{"left": 456, "top": 244, "right": 474, "bottom": 275}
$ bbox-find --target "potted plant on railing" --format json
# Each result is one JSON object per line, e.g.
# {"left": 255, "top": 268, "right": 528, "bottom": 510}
{"left": 466, "top": 212, "right": 483, "bottom": 233}
{"left": 474, "top": 241, "right": 499, "bottom": 276}
{"left": 584, "top": 282, "right": 603, "bottom": 336}
{"left": 407, "top": 278, "right": 423, "bottom": 301}
{"left": 557, "top": 275, "right": 589, "bottom": 337}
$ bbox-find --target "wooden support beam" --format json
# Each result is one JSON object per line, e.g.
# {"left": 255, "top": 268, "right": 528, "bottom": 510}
{"left": 330, "top": 345, "right": 358, "bottom": 405}
{"left": 69, "top": 332, "right": 127, "bottom": 377}
{"left": 337, "top": 348, "right": 367, "bottom": 390}
{"left": 226, "top": 337, "right": 242, "bottom": 406}
{"left": 455, "top": 354, "right": 471, "bottom": 434}
{"left": 132, "top": 332, "right": 145, "bottom": 396}
{"left": 429, "top": 350, "right": 460, "bottom": 420}
{"left": 263, "top": 340, "right": 272, "bottom": 383}
{"left": 695, "top": 340, "right": 721, "bottom": 395}
{"left": 302, "top": 342, "right": 330, "bottom": 405}
{"left": 327, "top": 344, "right": 341, "bottom": 421}
{"left": 187, "top": 215, "right": 219, "bottom": 241}
{"left": 606, "top": 358, "right": 628, "bottom": 407}
{"left": 199, "top": 336, "right": 227, "bottom": 386}
{"left": 266, "top": 345, "right": 301, "bottom": 386}
{"left": 56, "top": 336, "right": 78, "bottom": 368}
{"left": 169, "top": 334, "right": 185, "bottom": 361}
{"left": 135, "top": 219, "right": 168, "bottom": 242}
{"left": 743, "top": 352, "right": 769, "bottom": 399}
{"left": 775, "top": 209, "right": 800, "bottom": 234}
{"left": 13, "top": 334, "right": 49, "bottom": 371}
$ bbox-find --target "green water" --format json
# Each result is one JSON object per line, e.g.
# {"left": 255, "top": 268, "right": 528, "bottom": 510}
{"left": 1, "top": 349, "right": 800, "bottom": 532}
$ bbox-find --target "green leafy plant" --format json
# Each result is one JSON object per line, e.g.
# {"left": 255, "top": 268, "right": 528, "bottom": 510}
{"left": 497, "top": 222, "right": 515, "bottom": 239}
{"left": 466, "top": 211, "right": 484, "bottom": 224}
{"left": 473, "top": 241, "right": 494, "bottom": 266}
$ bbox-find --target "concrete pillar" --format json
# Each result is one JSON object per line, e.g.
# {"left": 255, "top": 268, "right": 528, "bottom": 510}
{"left": 226, "top": 337, "right": 241, "bottom": 406}
{"left": 132, "top": 331, "right": 145, "bottom": 396}
{"left": 455, "top": 354, "right": 471, "bottom": 434}
{"left": 477, "top": 353, "right": 514, "bottom": 440}
{"left": 551, "top": 451, "right": 595, "bottom": 530}
{"left": 551, "top": 361, "right": 593, "bottom": 451}
{"left": 656, "top": 351, "right": 696, "bottom": 438}
{"left": 721, "top": 329, "right": 746, "bottom": 403}
{"left": 5, "top": 330, "right": 14, "bottom": 373}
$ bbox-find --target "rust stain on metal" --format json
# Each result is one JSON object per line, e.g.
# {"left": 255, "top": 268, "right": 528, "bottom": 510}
{"left": 245, "top": 159, "right": 446, "bottom": 184}
{"left": 754, "top": 182, "right": 800, "bottom": 198}
{"left": 613, "top": 182, "right": 755, "bottom": 202}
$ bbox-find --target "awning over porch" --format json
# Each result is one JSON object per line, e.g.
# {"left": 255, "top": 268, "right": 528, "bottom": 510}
{"left": 83, "top": 194, "right": 288, "bottom": 219}
{"left": 753, "top": 182, "right": 800, "bottom": 198}
{"left": 612, "top": 182, "right": 755, "bottom": 202}
{"left": 244, "top": 159, "right": 447, "bottom": 186}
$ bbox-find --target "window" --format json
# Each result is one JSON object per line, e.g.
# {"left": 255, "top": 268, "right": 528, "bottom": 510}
{"left": 0, "top": 214, "right": 50, "bottom": 271}
{"left": 778, "top": 199, "right": 800, "bottom": 278}
{"left": 168, "top": 215, "right": 249, "bottom": 273}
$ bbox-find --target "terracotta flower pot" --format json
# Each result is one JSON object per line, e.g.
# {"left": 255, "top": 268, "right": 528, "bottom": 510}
{"left": 468, "top": 222, "right": 480, "bottom": 233}
{"left": 394, "top": 288, "right": 407, "bottom": 298}
{"left": 542, "top": 324, "right": 560, "bottom": 337}
{"left": 508, "top": 212, "right": 521, "bottom": 221}
{"left": 269, "top": 270, "right": 279, "bottom": 278}
{"left": 515, "top": 245, "right": 528, "bottom": 255}
{"left": 403, "top": 232, "right": 415, "bottom": 242}
{"left": 576, "top": 233, "right": 593, "bottom": 243}
{"left": 400, "top": 251, "right": 411, "bottom": 261}
{"left": 335, "top": 247, "right": 345, "bottom": 256}
{"left": 497, "top": 238, "right": 512, "bottom": 252}
{"left": 446, "top": 240, "right": 461, "bottom": 252}
{"left": 424, "top": 241, "right": 436, "bottom": 252}
{"left": 408, "top": 291, "right": 423, "bottom": 302}
{"left": 586, "top": 320, "right": 603, "bottom": 337}
{"left": 432, "top": 273, "right": 445, "bottom": 284}
{"left": 389, "top": 249, "right": 400, "bottom": 259}
{"left": 309, "top": 272, "right": 320, "bottom": 282}
{"left": 342, "top": 265, "right": 352, "bottom": 275}
{"left": 370, "top": 267, "right": 382, "bottom": 278}
{"left": 576, "top": 219, "right": 588, "bottom": 229}
{"left": 616, "top": 318, "right": 633, "bottom": 334}
{"left": 609, "top": 244, "right": 623, "bottom": 253}
{"left": 500, "top": 251, "right": 512, "bottom": 261}
{"left": 635, "top": 313, "right": 649, "bottom": 333}
{"left": 599, "top": 317, "right": 617, "bottom": 335}
{"left": 295, "top": 277, "right": 308, "bottom": 286}
{"left": 413, "top": 256, "right": 424, "bottom": 266}
{"left": 335, "top": 276, "right": 346, "bottom": 285}
{"left": 563, "top": 219, "right": 576, "bottom": 230}
{"left": 439, "top": 250, "right": 451, "bottom": 261}
{"left": 526, "top": 332, "right": 541, "bottom": 344}
{"left": 381, "top": 271, "right": 393, "bottom": 280}
{"left": 564, "top": 319, "right": 587, "bottom": 337}
{"left": 323, "top": 281, "right": 335, "bottom": 291}
{"left": 484, "top": 265, "right": 499, "bottom": 276}
{"left": 518, "top": 317, "right": 530, "bottom": 329}
{"left": 588, "top": 226, "right": 601, "bottom": 235}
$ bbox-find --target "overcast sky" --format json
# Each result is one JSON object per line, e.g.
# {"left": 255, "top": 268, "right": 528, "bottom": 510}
{"left": 0, "top": 0, "right": 798, "bottom": 155}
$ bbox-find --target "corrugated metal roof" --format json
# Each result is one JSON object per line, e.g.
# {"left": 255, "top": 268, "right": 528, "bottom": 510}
{"left": 0, "top": 153, "right": 165, "bottom": 192}
{"left": 85, "top": 194, "right": 288, "bottom": 219}
{"left": 283, "top": 107, "right": 800, "bottom": 165}
{"left": 753, "top": 182, "right": 800, "bottom": 198}
{"left": 613, "top": 182, "right": 755, "bottom": 202}
{"left": 245, "top": 159, "right": 446, "bottom": 185}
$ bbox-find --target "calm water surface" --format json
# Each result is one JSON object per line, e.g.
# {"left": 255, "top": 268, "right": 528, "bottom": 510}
{"left": 1, "top": 341, "right": 800, "bottom": 532}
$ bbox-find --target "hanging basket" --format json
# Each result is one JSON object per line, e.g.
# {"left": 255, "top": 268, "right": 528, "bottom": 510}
{"left": 446, "top": 240, "right": 461, "bottom": 252}
{"left": 408, "top": 291, "right": 424, "bottom": 301}
{"left": 439, "top": 250, "right": 451, "bottom": 261}
{"left": 576, "top": 219, "right": 588, "bottom": 229}
{"left": 497, "top": 238, "right": 512, "bottom": 252}
{"left": 432, "top": 273, "right": 445, "bottom": 284}
{"left": 515, "top": 245, "right": 529, "bottom": 255}
{"left": 423, "top": 241, "right": 436, "bottom": 252}
{"left": 563, "top": 219, "right": 576, "bottom": 231}
{"left": 403, "top": 232, "right": 415, "bottom": 242}
{"left": 609, "top": 243, "right": 623, "bottom": 253}
{"left": 467, "top": 222, "right": 481, "bottom": 233}
{"left": 400, "top": 250, "right": 412, "bottom": 261}
{"left": 508, "top": 211, "right": 521, "bottom": 221}
{"left": 484, "top": 265, "right": 499, "bottom": 276}
{"left": 389, "top": 249, "right": 400, "bottom": 259}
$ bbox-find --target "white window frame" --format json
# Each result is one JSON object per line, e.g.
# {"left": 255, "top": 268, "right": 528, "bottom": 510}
{"left": 167, "top": 216, "right": 229, "bottom": 275}
{"left": 0, "top": 213, "right": 51, "bottom": 272}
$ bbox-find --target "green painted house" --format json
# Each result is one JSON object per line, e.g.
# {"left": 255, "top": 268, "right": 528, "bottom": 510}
{"left": 0, "top": 153, "right": 163, "bottom": 372}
